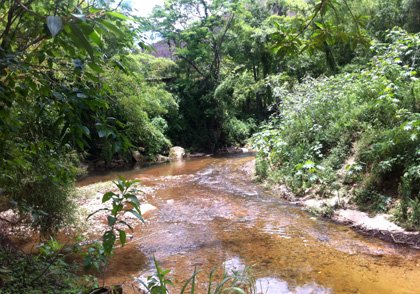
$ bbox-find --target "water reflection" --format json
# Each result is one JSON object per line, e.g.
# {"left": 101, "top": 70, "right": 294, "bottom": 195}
{"left": 81, "top": 154, "right": 420, "bottom": 294}
{"left": 256, "top": 278, "right": 331, "bottom": 294}
{"left": 224, "top": 257, "right": 331, "bottom": 294}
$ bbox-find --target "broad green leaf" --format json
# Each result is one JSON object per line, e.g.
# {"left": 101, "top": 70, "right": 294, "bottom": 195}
{"left": 89, "top": 30, "right": 103, "bottom": 47}
{"left": 118, "top": 229, "right": 126, "bottom": 246}
{"left": 129, "top": 209, "right": 144, "bottom": 223}
{"left": 106, "top": 11, "right": 131, "bottom": 21}
{"left": 103, "top": 231, "right": 116, "bottom": 255}
{"left": 88, "top": 62, "right": 104, "bottom": 73}
{"left": 111, "top": 203, "right": 123, "bottom": 215}
{"left": 69, "top": 23, "right": 94, "bottom": 59}
{"left": 125, "top": 194, "right": 140, "bottom": 207}
{"left": 102, "top": 192, "right": 115, "bottom": 203}
{"left": 81, "top": 126, "right": 90, "bottom": 136}
{"left": 100, "top": 19, "right": 125, "bottom": 37}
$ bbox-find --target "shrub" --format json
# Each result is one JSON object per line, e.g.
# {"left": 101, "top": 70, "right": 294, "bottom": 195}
{"left": 0, "top": 245, "right": 96, "bottom": 293}
{"left": 252, "top": 28, "right": 419, "bottom": 222}
{"left": 1, "top": 143, "right": 77, "bottom": 233}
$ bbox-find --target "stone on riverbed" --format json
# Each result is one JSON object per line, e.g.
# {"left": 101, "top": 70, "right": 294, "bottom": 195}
{"left": 132, "top": 150, "right": 144, "bottom": 162}
{"left": 156, "top": 154, "right": 169, "bottom": 162}
{"left": 169, "top": 146, "right": 185, "bottom": 161}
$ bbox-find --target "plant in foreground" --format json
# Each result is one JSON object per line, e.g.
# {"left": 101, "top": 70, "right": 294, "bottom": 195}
{"left": 85, "top": 177, "right": 144, "bottom": 270}
{"left": 140, "top": 257, "right": 256, "bottom": 294}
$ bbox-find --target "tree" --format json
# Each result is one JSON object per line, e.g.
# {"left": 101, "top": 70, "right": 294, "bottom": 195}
{"left": 0, "top": 0, "right": 142, "bottom": 232}
{"left": 149, "top": 0, "right": 239, "bottom": 150}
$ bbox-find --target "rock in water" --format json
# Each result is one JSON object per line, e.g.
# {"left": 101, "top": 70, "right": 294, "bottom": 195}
{"left": 156, "top": 154, "right": 169, "bottom": 162}
{"left": 132, "top": 150, "right": 144, "bottom": 162}
{"left": 169, "top": 146, "right": 185, "bottom": 161}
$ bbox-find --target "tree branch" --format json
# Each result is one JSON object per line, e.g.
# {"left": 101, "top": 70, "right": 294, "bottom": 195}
{"left": 178, "top": 54, "right": 206, "bottom": 77}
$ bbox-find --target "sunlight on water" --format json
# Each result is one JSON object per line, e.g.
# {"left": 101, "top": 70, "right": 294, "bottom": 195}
{"left": 81, "top": 154, "right": 420, "bottom": 293}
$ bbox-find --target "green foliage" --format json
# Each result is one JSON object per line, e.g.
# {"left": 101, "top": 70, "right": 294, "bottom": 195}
{"left": 270, "top": 0, "right": 371, "bottom": 73}
{"left": 141, "top": 258, "right": 256, "bottom": 294}
{"left": 88, "top": 178, "right": 143, "bottom": 259}
{"left": 1, "top": 177, "right": 145, "bottom": 294}
{"left": 0, "top": 245, "right": 97, "bottom": 293}
{"left": 0, "top": 0, "right": 176, "bottom": 232}
{"left": 3, "top": 146, "right": 78, "bottom": 233}
{"left": 149, "top": 0, "right": 281, "bottom": 151}
{"left": 141, "top": 256, "right": 174, "bottom": 294}
{"left": 104, "top": 54, "right": 177, "bottom": 158}
{"left": 223, "top": 118, "right": 257, "bottom": 147}
{"left": 253, "top": 28, "right": 419, "bottom": 224}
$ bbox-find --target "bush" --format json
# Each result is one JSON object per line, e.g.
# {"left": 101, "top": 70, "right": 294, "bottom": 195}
{"left": 223, "top": 117, "right": 256, "bottom": 146}
{"left": 0, "top": 245, "right": 96, "bottom": 293}
{"left": 252, "top": 28, "right": 420, "bottom": 223}
{"left": 1, "top": 142, "right": 77, "bottom": 233}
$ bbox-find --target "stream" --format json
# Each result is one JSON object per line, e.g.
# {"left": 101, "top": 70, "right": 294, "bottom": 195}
{"left": 78, "top": 153, "right": 420, "bottom": 294}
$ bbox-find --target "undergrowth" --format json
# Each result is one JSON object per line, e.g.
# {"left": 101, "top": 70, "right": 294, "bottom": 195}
{"left": 0, "top": 244, "right": 96, "bottom": 293}
{"left": 252, "top": 28, "right": 420, "bottom": 229}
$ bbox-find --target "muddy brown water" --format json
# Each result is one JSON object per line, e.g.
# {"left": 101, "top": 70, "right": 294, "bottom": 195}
{"left": 78, "top": 154, "right": 420, "bottom": 294}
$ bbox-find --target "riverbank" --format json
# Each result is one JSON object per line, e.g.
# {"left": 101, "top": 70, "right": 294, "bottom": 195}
{"left": 243, "top": 159, "right": 420, "bottom": 249}
{"left": 2, "top": 153, "right": 420, "bottom": 293}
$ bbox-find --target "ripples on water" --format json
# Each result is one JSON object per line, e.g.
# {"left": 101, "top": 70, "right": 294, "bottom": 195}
{"left": 82, "top": 154, "right": 420, "bottom": 294}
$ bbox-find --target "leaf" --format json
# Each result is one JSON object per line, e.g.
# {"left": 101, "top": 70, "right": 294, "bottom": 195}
{"left": 72, "top": 13, "right": 86, "bottom": 21}
{"left": 107, "top": 215, "right": 117, "bottom": 226}
{"left": 88, "top": 62, "right": 104, "bottom": 73}
{"left": 118, "top": 229, "right": 126, "bottom": 246}
{"left": 115, "top": 178, "right": 125, "bottom": 192}
{"left": 111, "top": 203, "right": 123, "bottom": 215}
{"left": 125, "top": 194, "right": 140, "bottom": 207}
{"left": 118, "top": 220, "right": 133, "bottom": 231}
{"left": 181, "top": 267, "right": 199, "bottom": 294}
{"left": 97, "top": 129, "right": 107, "bottom": 138}
{"left": 102, "top": 192, "right": 115, "bottom": 203}
{"left": 86, "top": 208, "right": 109, "bottom": 220}
{"left": 81, "top": 125, "right": 90, "bottom": 136}
{"left": 114, "top": 60, "right": 127, "bottom": 73}
{"left": 89, "top": 30, "right": 103, "bottom": 47}
{"left": 129, "top": 209, "right": 144, "bottom": 223}
{"left": 69, "top": 23, "right": 94, "bottom": 59}
{"left": 106, "top": 11, "right": 131, "bottom": 21}
{"left": 46, "top": 16, "right": 63, "bottom": 37}
{"left": 76, "top": 92, "right": 88, "bottom": 98}
{"left": 103, "top": 231, "right": 116, "bottom": 255}
{"left": 100, "top": 19, "right": 125, "bottom": 37}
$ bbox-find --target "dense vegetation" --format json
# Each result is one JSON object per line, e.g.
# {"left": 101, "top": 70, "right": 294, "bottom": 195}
{"left": 249, "top": 1, "right": 420, "bottom": 230}
{"left": 0, "top": 0, "right": 419, "bottom": 292}
{"left": 0, "top": 0, "right": 177, "bottom": 232}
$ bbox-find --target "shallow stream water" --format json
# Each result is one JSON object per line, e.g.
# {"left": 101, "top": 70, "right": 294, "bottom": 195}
{"left": 78, "top": 153, "right": 420, "bottom": 294}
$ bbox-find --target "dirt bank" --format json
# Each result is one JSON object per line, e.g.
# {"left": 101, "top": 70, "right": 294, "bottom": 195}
{"left": 242, "top": 159, "right": 420, "bottom": 249}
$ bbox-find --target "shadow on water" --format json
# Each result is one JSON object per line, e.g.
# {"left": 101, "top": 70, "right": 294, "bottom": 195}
{"left": 83, "top": 153, "right": 420, "bottom": 294}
